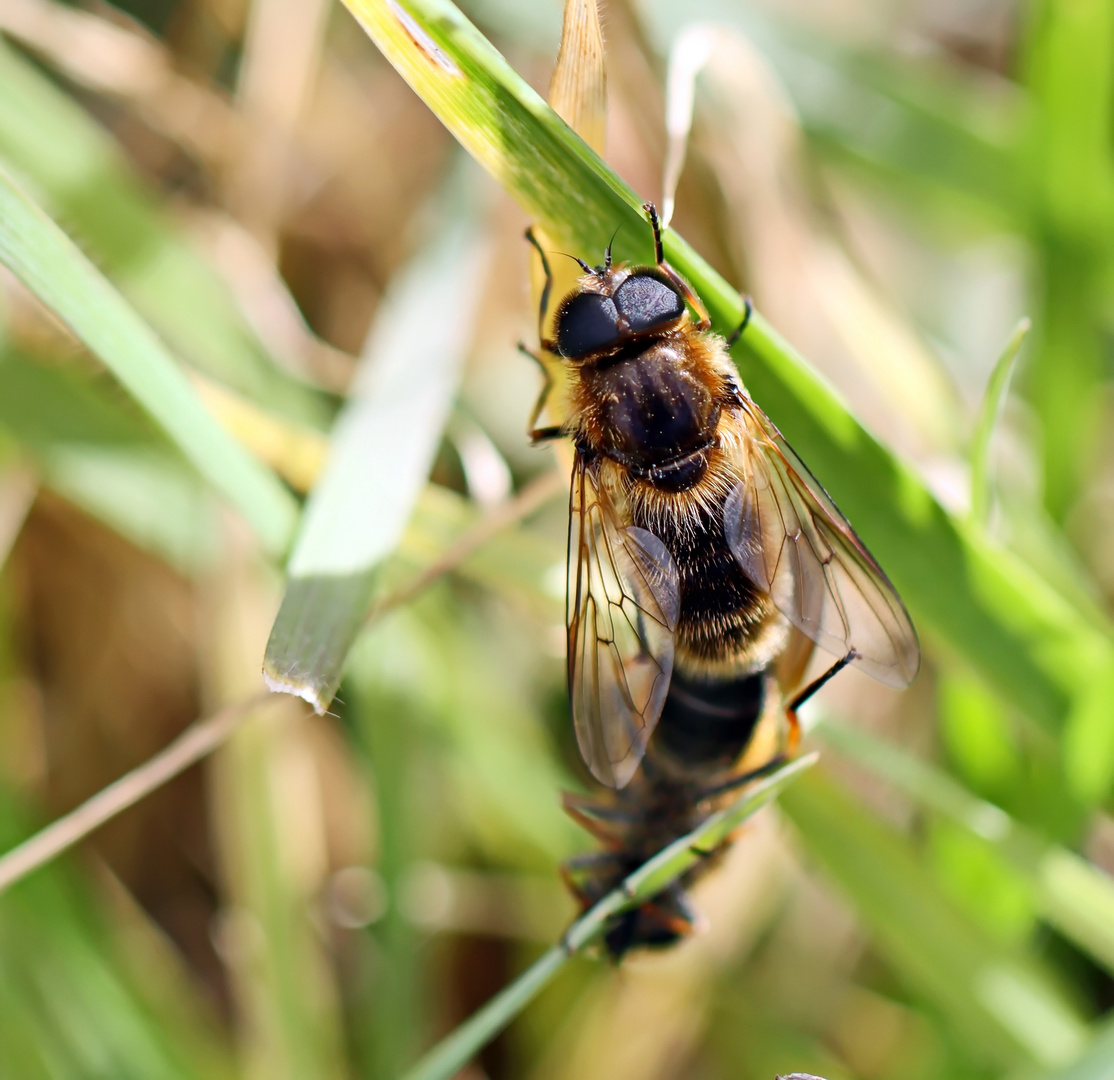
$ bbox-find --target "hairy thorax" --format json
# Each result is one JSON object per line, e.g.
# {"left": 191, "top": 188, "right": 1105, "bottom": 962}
{"left": 572, "top": 332, "right": 789, "bottom": 678}
{"left": 572, "top": 331, "right": 726, "bottom": 490}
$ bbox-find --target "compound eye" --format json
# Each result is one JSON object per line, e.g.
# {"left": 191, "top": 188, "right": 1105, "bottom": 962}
{"left": 613, "top": 273, "right": 684, "bottom": 333}
{"left": 557, "top": 292, "right": 621, "bottom": 358}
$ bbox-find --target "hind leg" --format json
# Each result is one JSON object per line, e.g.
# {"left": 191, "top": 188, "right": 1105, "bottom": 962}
{"left": 784, "top": 649, "right": 857, "bottom": 753}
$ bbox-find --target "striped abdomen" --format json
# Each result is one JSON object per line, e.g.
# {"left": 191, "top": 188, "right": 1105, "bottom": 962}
{"left": 633, "top": 494, "right": 775, "bottom": 671}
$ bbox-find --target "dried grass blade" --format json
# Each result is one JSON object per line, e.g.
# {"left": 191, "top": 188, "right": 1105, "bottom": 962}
{"left": 548, "top": 0, "right": 607, "bottom": 154}
{"left": 263, "top": 196, "right": 488, "bottom": 712}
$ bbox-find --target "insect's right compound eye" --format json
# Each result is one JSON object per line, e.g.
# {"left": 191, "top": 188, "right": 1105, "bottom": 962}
{"left": 613, "top": 272, "right": 684, "bottom": 333}
{"left": 556, "top": 293, "right": 621, "bottom": 358}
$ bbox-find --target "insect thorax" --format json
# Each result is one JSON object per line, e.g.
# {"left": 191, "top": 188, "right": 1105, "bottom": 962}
{"left": 575, "top": 333, "right": 728, "bottom": 485}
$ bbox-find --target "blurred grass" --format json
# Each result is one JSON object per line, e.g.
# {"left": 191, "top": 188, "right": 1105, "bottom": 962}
{"left": 0, "top": 39, "right": 334, "bottom": 427}
{"left": 782, "top": 769, "right": 1087, "bottom": 1069}
{"left": 0, "top": 797, "right": 236, "bottom": 1080}
{"left": 0, "top": 0, "right": 1114, "bottom": 1078}
{"left": 0, "top": 163, "right": 299, "bottom": 554}
{"left": 264, "top": 169, "right": 487, "bottom": 712}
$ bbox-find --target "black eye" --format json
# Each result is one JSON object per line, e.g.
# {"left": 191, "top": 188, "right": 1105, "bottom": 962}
{"left": 613, "top": 274, "right": 684, "bottom": 332}
{"left": 557, "top": 293, "right": 620, "bottom": 358}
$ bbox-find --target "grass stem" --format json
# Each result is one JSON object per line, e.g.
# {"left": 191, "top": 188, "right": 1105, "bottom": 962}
{"left": 401, "top": 753, "right": 817, "bottom": 1080}
{"left": 0, "top": 691, "right": 277, "bottom": 895}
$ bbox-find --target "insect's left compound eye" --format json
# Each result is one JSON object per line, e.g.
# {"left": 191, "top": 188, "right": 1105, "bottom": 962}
{"left": 613, "top": 273, "right": 684, "bottom": 333}
{"left": 557, "top": 292, "right": 621, "bottom": 358}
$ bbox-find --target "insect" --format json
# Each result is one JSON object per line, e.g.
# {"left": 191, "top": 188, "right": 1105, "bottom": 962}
{"left": 561, "top": 640, "right": 841, "bottom": 958}
{"left": 525, "top": 203, "right": 919, "bottom": 789}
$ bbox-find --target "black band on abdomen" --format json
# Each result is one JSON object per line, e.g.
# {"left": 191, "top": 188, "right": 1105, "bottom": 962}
{"left": 654, "top": 669, "right": 767, "bottom": 768}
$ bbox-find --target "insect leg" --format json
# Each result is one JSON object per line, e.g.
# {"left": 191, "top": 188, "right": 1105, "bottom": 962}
{"left": 563, "top": 851, "right": 625, "bottom": 873}
{"left": 694, "top": 652, "right": 859, "bottom": 801}
{"left": 564, "top": 808, "right": 620, "bottom": 845}
{"left": 645, "top": 201, "right": 666, "bottom": 265}
{"left": 639, "top": 899, "right": 697, "bottom": 939}
{"left": 562, "top": 794, "right": 629, "bottom": 846}
{"left": 563, "top": 791, "right": 640, "bottom": 824}
{"left": 524, "top": 226, "right": 558, "bottom": 349}
{"left": 519, "top": 342, "right": 564, "bottom": 442}
{"left": 642, "top": 201, "right": 712, "bottom": 331}
{"left": 518, "top": 341, "right": 545, "bottom": 367}
{"left": 695, "top": 753, "right": 790, "bottom": 800}
{"left": 725, "top": 295, "right": 754, "bottom": 348}
{"left": 560, "top": 859, "right": 604, "bottom": 909}
{"left": 785, "top": 649, "right": 858, "bottom": 752}
{"left": 531, "top": 427, "right": 565, "bottom": 443}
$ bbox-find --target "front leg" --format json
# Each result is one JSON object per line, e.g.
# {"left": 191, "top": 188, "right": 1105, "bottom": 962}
{"left": 519, "top": 341, "right": 567, "bottom": 444}
{"left": 643, "top": 202, "right": 712, "bottom": 331}
{"left": 525, "top": 226, "right": 557, "bottom": 344}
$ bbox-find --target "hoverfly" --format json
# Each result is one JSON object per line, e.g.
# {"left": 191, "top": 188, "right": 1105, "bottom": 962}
{"left": 526, "top": 203, "right": 919, "bottom": 789}
{"left": 561, "top": 638, "right": 840, "bottom": 957}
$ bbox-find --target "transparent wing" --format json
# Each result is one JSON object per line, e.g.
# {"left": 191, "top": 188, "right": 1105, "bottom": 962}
{"left": 723, "top": 394, "right": 920, "bottom": 689}
{"left": 568, "top": 454, "right": 681, "bottom": 788}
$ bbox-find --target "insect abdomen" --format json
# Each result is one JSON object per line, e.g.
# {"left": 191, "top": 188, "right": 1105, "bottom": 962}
{"left": 642, "top": 499, "right": 771, "bottom": 666}
{"left": 654, "top": 669, "right": 767, "bottom": 768}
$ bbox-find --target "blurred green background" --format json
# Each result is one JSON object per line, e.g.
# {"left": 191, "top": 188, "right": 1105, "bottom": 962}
{"left": 2, "top": 0, "right": 1114, "bottom": 1078}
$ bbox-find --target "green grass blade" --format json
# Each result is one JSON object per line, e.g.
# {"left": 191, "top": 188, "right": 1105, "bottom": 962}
{"left": 0, "top": 349, "right": 217, "bottom": 572}
{"left": 1022, "top": 0, "right": 1114, "bottom": 520}
{"left": 0, "top": 165, "right": 298, "bottom": 556}
{"left": 774, "top": 32, "right": 1027, "bottom": 225}
{"left": 341, "top": 0, "right": 1112, "bottom": 740}
{"left": 401, "top": 945, "right": 567, "bottom": 1080}
{"left": 0, "top": 796, "right": 236, "bottom": 1080}
{"left": 264, "top": 178, "right": 487, "bottom": 709}
{"left": 970, "top": 318, "right": 1030, "bottom": 527}
{"left": 401, "top": 753, "right": 816, "bottom": 1080}
{"left": 1063, "top": 641, "right": 1114, "bottom": 804}
{"left": 211, "top": 709, "right": 348, "bottom": 1080}
{"left": 818, "top": 720, "right": 1114, "bottom": 977}
{"left": 782, "top": 769, "right": 1088, "bottom": 1069}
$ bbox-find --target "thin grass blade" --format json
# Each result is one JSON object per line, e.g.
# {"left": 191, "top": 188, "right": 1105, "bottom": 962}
{"left": 661, "top": 24, "right": 715, "bottom": 228}
{"left": 401, "top": 753, "right": 815, "bottom": 1080}
{"left": 970, "top": 318, "right": 1030, "bottom": 527}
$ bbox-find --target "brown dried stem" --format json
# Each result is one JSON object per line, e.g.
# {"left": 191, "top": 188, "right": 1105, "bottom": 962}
{"left": 0, "top": 691, "right": 278, "bottom": 896}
